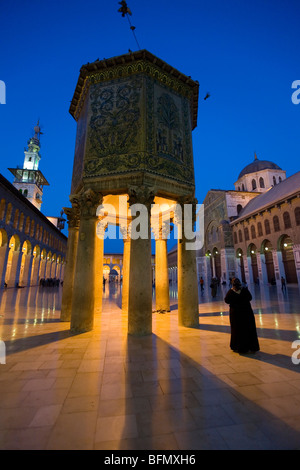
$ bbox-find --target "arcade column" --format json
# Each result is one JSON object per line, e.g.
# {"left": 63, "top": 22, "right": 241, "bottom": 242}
{"left": 154, "top": 223, "right": 170, "bottom": 313}
{"left": 60, "top": 204, "right": 80, "bottom": 321}
{"left": 127, "top": 186, "right": 154, "bottom": 336}
{"left": 120, "top": 225, "right": 131, "bottom": 314}
{"left": 70, "top": 189, "right": 103, "bottom": 333}
{"left": 176, "top": 197, "right": 199, "bottom": 328}
{"left": 94, "top": 220, "right": 105, "bottom": 314}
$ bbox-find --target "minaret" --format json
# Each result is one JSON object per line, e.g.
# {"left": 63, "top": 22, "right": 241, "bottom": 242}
{"left": 8, "top": 121, "right": 49, "bottom": 210}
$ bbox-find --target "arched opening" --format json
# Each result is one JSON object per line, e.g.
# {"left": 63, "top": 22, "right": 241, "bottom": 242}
{"left": 252, "top": 179, "right": 257, "bottom": 190}
{"left": 279, "top": 235, "right": 297, "bottom": 284}
{"left": 259, "top": 177, "right": 265, "bottom": 188}
{"left": 112, "top": 265, "right": 120, "bottom": 281}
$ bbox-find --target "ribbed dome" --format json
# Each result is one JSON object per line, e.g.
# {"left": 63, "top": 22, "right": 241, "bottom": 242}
{"left": 238, "top": 155, "right": 282, "bottom": 179}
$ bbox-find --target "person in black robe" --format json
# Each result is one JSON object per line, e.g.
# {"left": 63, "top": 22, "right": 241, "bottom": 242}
{"left": 224, "top": 278, "right": 260, "bottom": 354}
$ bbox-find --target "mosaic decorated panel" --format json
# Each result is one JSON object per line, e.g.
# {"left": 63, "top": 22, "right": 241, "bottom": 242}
{"left": 145, "top": 78, "right": 194, "bottom": 183}
{"left": 83, "top": 76, "right": 143, "bottom": 178}
{"left": 78, "top": 73, "right": 195, "bottom": 186}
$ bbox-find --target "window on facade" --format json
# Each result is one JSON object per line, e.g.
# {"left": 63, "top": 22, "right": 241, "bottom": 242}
{"left": 23, "top": 189, "right": 28, "bottom": 197}
{"left": 244, "top": 227, "right": 249, "bottom": 241}
{"left": 237, "top": 186, "right": 240, "bottom": 191}
{"left": 30, "top": 220, "right": 35, "bottom": 237}
{"left": 259, "top": 177, "right": 265, "bottom": 188}
{"left": 295, "top": 207, "right": 300, "bottom": 226}
{"left": 0, "top": 199, "right": 5, "bottom": 220}
{"left": 234, "top": 232, "right": 238, "bottom": 244}
{"left": 19, "top": 213, "right": 24, "bottom": 231}
{"left": 273, "top": 215, "right": 280, "bottom": 232}
{"left": 250, "top": 225, "right": 256, "bottom": 239}
{"left": 283, "top": 211, "right": 291, "bottom": 229}
{"left": 273, "top": 176, "right": 276, "bottom": 185}
{"left": 242, "top": 184, "right": 245, "bottom": 191}
{"left": 25, "top": 217, "right": 30, "bottom": 234}
{"left": 264, "top": 219, "right": 271, "bottom": 235}
{"left": 238, "top": 229, "right": 243, "bottom": 242}
{"left": 257, "top": 221, "right": 263, "bottom": 236}
{"left": 5, "top": 203, "right": 12, "bottom": 224}
{"left": 237, "top": 204, "right": 243, "bottom": 215}
{"left": 13, "top": 209, "right": 19, "bottom": 229}
{"left": 279, "top": 176, "right": 282, "bottom": 183}
{"left": 252, "top": 179, "right": 257, "bottom": 190}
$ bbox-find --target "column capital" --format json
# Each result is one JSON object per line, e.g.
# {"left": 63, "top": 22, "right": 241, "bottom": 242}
{"left": 120, "top": 224, "right": 131, "bottom": 241}
{"left": 173, "top": 195, "right": 198, "bottom": 226}
{"left": 70, "top": 188, "right": 103, "bottom": 219}
{"left": 152, "top": 220, "right": 171, "bottom": 240}
{"left": 128, "top": 185, "right": 155, "bottom": 210}
{"left": 96, "top": 218, "right": 108, "bottom": 239}
{"left": 63, "top": 207, "right": 80, "bottom": 229}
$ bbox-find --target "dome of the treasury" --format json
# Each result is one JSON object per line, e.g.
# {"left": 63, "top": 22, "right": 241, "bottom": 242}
{"left": 238, "top": 154, "right": 282, "bottom": 179}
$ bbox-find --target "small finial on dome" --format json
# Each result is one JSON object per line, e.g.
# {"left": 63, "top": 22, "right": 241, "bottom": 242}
{"left": 254, "top": 152, "right": 258, "bottom": 160}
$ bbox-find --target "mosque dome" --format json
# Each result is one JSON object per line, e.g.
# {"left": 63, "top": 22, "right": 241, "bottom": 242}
{"left": 238, "top": 154, "right": 282, "bottom": 179}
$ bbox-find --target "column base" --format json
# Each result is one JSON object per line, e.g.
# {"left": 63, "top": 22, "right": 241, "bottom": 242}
{"left": 154, "top": 309, "right": 170, "bottom": 314}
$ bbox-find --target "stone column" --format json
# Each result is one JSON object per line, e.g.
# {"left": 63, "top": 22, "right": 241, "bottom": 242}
{"left": 257, "top": 252, "right": 268, "bottom": 285}
{"left": 60, "top": 205, "right": 80, "bottom": 322}
{"left": 120, "top": 226, "right": 131, "bottom": 313}
{"left": 127, "top": 186, "right": 154, "bottom": 336}
{"left": 70, "top": 189, "right": 102, "bottom": 333}
{"left": 176, "top": 197, "right": 199, "bottom": 328}
{"left": 292, "top": 244, "right": 300, "bottom": 287}
{"left": 246, "top": 256, "right": 254, "bottom": 284}
{"left": 26, "top": 254, "right": 34, "bottom": 286}
{"left": 243, "top": 255, "right": 251, "bottom": 285}
{"left": 272, "top": 249, "right": 285, "bottom": 288}
{"left": 154, "top": 224, "right": 170, "bottom": 313}
{"left": 0, "top": 243, "right": 10, "bottom": 288}
{"left": 94, "top": 220, "right": 105, "bottom": 314}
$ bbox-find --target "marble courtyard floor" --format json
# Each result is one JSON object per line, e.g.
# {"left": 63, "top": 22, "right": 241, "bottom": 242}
{"left": 0, "top": 282, "right": 300, "bottom": 450}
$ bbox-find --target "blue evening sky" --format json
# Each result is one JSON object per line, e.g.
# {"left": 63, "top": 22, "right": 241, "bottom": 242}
{"left": 0, "top": 0, "right": 299, "bottom": 251}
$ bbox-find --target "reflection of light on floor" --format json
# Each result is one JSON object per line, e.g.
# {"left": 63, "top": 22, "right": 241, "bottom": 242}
{"left": 0, "top": 282, "right": 300, "bottom": 448}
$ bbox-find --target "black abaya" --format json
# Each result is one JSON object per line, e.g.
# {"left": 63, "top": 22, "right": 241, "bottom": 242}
{"left": 224, "top": 287, "right": 260, "bottom": 354}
